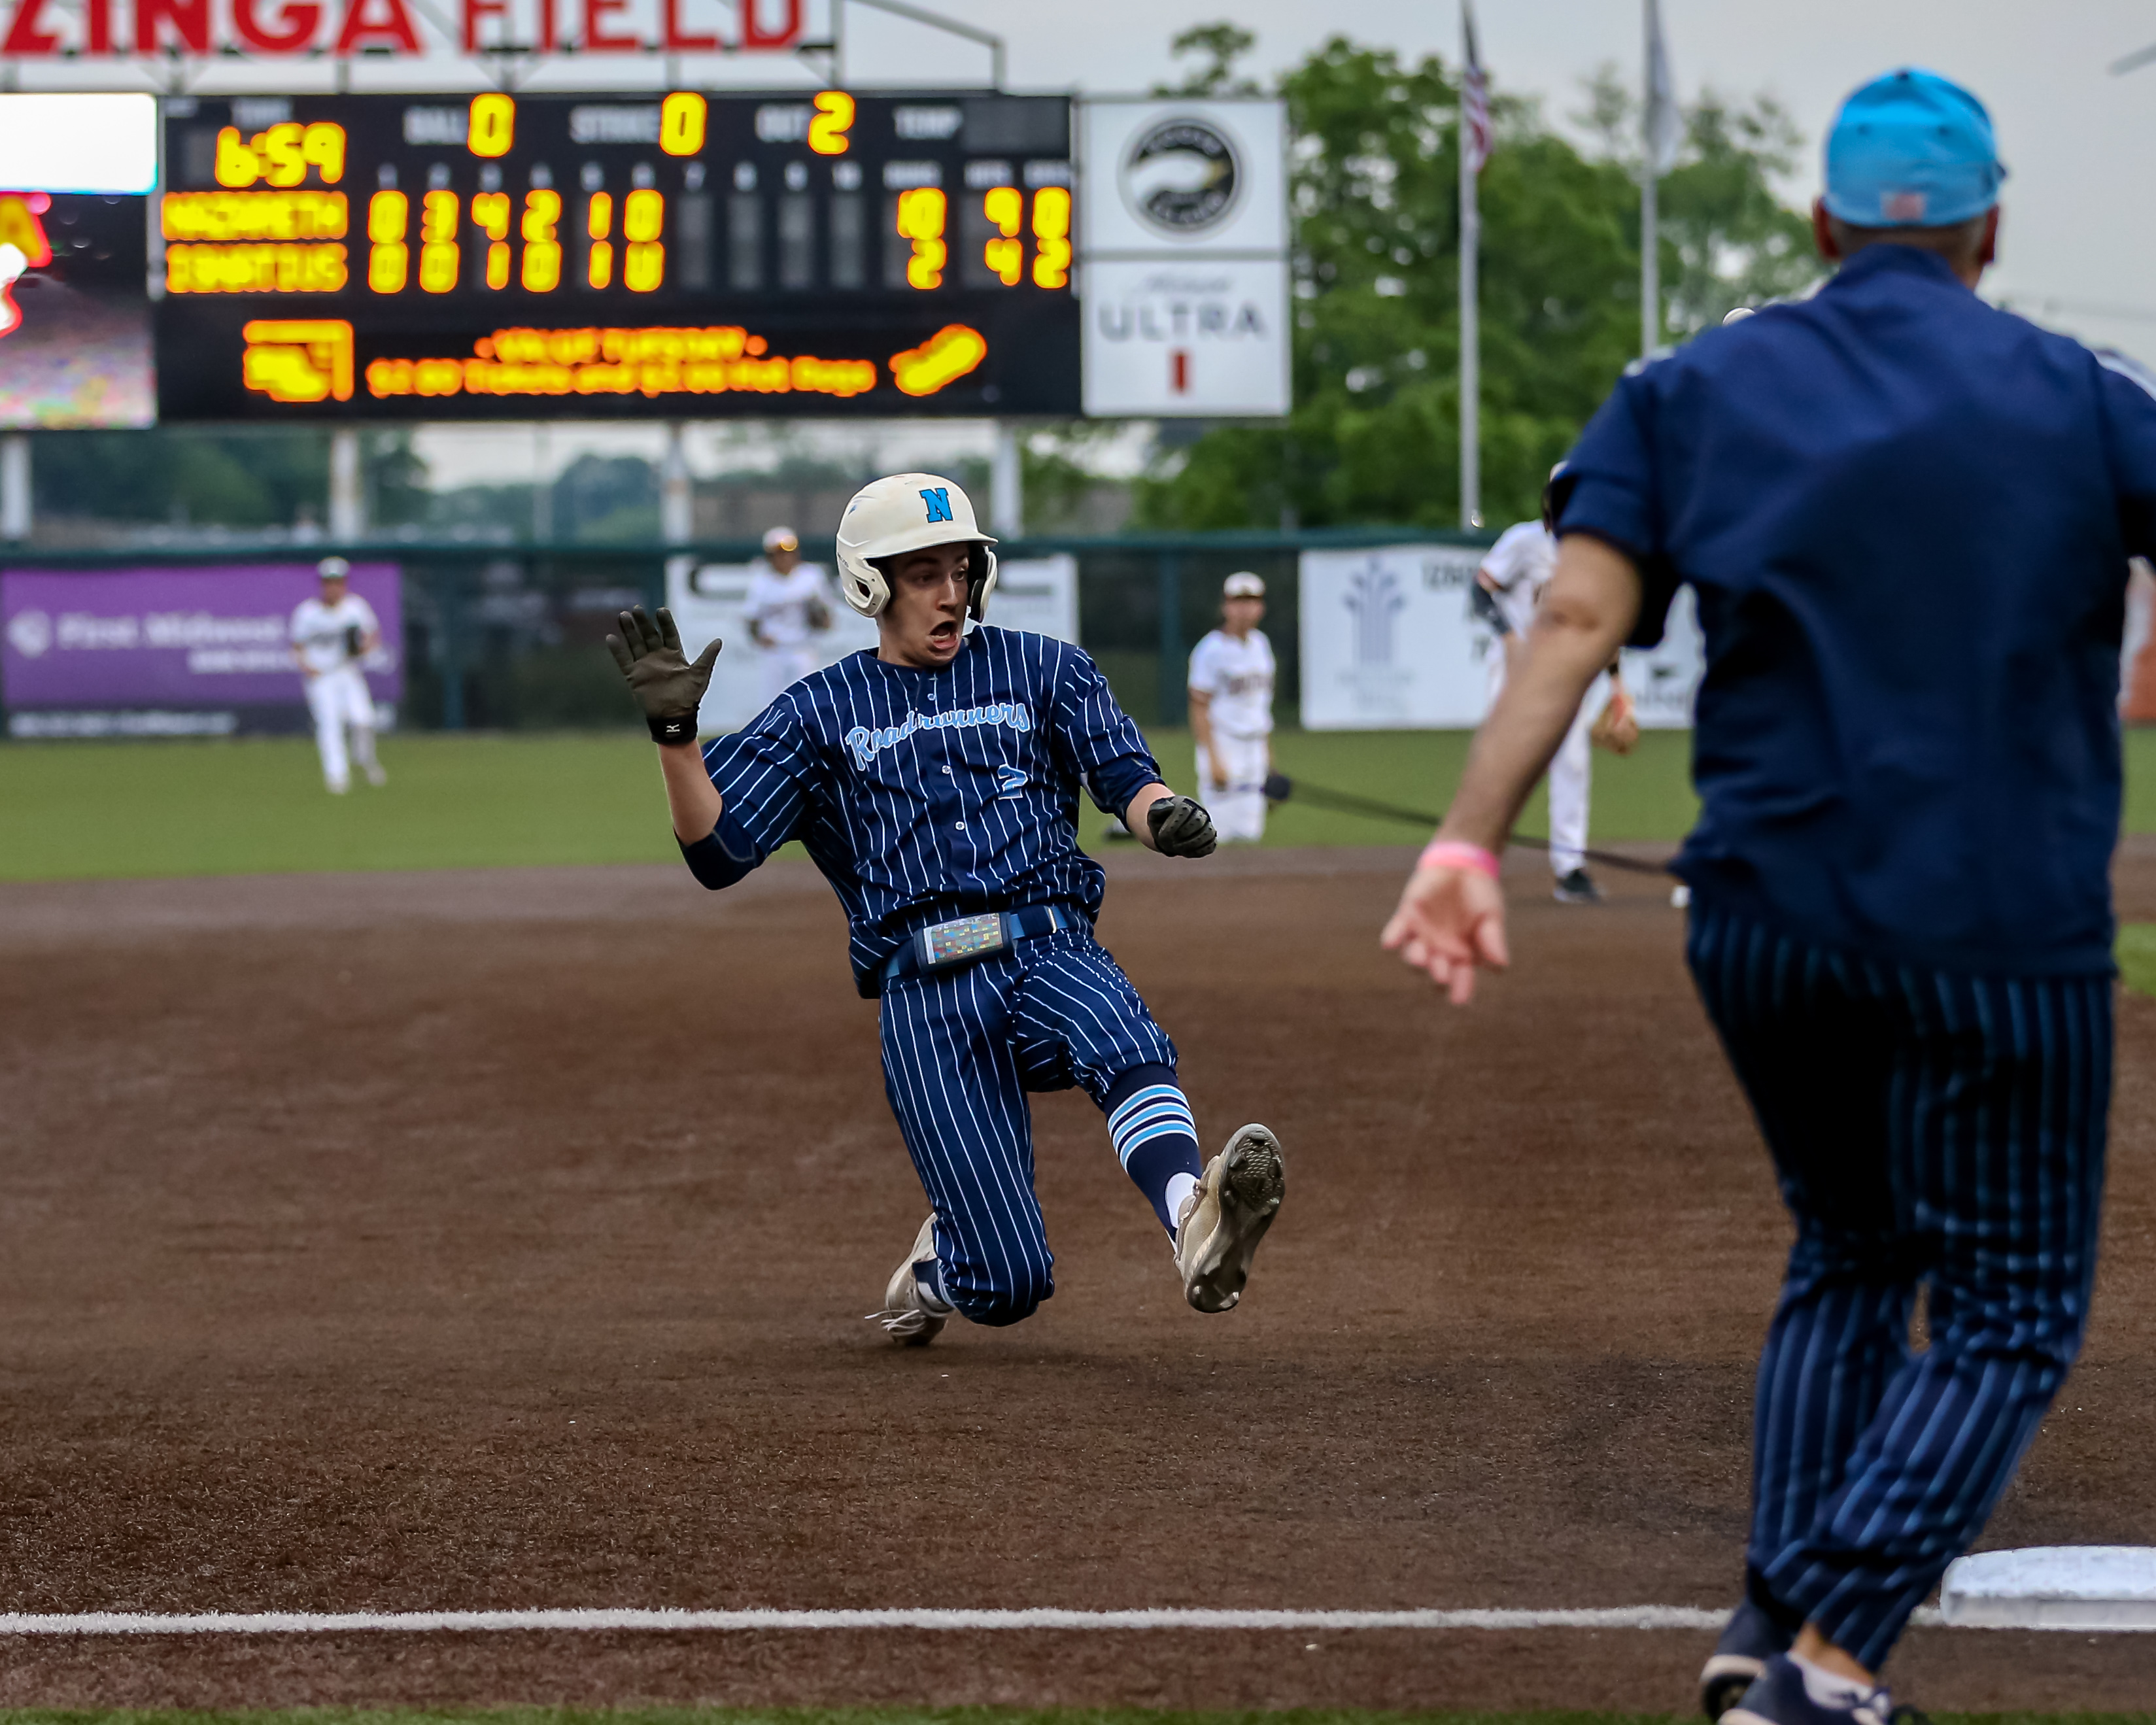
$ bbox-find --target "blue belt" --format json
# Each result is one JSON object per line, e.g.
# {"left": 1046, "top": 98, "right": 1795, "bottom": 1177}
{"left": 880, "top": 904, "right": 1072, "bottom": 989}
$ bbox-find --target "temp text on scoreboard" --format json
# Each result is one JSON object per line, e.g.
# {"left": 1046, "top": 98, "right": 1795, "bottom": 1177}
{"left": 153, "top": 90, "right": 1078, "bottom": 420}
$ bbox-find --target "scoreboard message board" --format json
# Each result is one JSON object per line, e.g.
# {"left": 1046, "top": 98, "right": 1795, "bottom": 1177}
{"left": 154, "top": 90, "right": 1078, "bottom": 421}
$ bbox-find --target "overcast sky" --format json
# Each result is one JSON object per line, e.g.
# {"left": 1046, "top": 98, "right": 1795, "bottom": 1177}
{"left": 425, "top": 0, "right": 2156, "bottom": 485}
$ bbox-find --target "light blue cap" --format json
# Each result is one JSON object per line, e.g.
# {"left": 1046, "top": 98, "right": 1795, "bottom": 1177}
{"left": 1822, "top": 67, "right": 2005, "bottom": 228}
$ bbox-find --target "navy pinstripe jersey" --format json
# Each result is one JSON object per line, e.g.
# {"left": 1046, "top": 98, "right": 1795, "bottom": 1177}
{"left": 683, "top": 625, "right": 1163, "bottom": 995}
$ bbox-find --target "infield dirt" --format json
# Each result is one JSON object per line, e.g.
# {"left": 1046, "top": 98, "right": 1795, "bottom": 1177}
{"left": 5, "top": 846, "right": 2156, "bottom": 1713}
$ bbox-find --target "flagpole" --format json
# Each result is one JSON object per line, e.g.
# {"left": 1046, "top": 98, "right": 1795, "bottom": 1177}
{"left": 1639, "top": 0, "right": 1660, "bottom": 360}
{"left": 1459, "top": 5, "right": 1481, "bottom": 530}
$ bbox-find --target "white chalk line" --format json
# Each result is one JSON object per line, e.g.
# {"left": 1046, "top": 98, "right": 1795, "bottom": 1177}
{"left": 0, "top": 1605, "right": 1954, "bottom": 1637}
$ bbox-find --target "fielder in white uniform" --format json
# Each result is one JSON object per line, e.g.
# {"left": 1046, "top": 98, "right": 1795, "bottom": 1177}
{"left": 1188, "top": 572, "right": 1276, "bottom": 844}
{"left": 744, "top": 524, "right": 836, "bottom": 706}
{"left": 290, "top": 556, "right": 385, "bottom": 795}
{"left": 1478, "top": 520, "right": 1629, "bottom": 902}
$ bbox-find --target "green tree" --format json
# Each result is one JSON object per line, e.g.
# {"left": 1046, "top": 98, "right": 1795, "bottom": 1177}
{"left": 1159, "top": 21, "right": 1261, "bottom": 97}
{"left": 1137, "top": 41, "right": 1814, "bottom": 531}
{"left": 1579, "top": 65, "right": 1819, "bottom": 336}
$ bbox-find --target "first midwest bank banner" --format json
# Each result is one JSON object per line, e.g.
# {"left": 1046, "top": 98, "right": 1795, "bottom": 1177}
{"left": 1, "top": 564, "right": 401, "bottom": 736}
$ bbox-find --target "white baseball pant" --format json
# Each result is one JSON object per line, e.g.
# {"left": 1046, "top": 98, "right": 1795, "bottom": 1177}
{"left": 1488, "top": 648, "right": 1605, "bottom": 876}
{"left": 1195, "top": 731, "right": 1269, "bottom": 842}
{"left": 305, "top": 665, "right": 377, "bottom": 793}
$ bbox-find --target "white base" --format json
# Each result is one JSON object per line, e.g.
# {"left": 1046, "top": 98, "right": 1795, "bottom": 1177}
{"left": 1940, "top": 1546, "right": 2156, "bottom": 1630}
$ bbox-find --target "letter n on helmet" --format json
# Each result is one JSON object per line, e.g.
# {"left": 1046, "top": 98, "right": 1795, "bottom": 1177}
{"left": 834, "top": 471, "right": 999, "bottom": 620}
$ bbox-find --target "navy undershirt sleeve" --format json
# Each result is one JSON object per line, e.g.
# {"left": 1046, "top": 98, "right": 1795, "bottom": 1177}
{"left": 2098, "top": 354, "right": 2156, "bottom": 560}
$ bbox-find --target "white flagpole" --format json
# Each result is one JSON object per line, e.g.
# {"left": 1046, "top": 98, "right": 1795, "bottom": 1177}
{"left": 1459, "top": 6, "right": 1481, "bottom": 530}
{"left": 1640, "top": 0, "right": 1658, "bottom": 358}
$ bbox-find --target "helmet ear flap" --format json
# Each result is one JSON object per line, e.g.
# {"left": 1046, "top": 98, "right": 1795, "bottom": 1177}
{"left": 967, "top": 548, "right": 999, "bottom": 622}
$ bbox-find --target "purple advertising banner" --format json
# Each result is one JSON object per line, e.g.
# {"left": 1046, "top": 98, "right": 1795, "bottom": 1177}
{"left": 2, "top": 564, "right": 401, "bottom": 736}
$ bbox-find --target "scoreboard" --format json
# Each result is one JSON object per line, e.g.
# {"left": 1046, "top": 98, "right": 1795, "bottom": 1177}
{"left": 153, "top": 90, "right": 1079, "bottom": 422}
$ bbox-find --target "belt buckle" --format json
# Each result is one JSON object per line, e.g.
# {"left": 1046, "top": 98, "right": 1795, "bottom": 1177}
{"left": 915, "top": 912, "right": 1010, "bottom": 972}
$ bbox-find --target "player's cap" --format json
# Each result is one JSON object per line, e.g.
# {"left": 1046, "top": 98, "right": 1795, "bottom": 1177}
{"left": 316, "top": 556, "right": 351, "bottom": 581}
{"left": 1223, "top": 572, "right": 1265, "bottom": 599}
{"left": 762, "top": 526, "right": 799, "bottom": 554}
{"left": 1822, "top": 68, "right": 2004, "bottom": 229}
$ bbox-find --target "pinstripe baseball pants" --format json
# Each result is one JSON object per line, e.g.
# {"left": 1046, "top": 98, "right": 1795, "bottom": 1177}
{"left": 879, "top": 926, "right": 1178, "bottom": 1327}
{"left": 1687, "top": 902, "right": 2112, "bottom": 1671}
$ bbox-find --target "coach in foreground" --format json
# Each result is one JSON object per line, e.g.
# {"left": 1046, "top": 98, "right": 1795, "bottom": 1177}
{"left": 609, "top": 473, "right": 1284, "bottom": 1346}
{"left": 1384, "top": 69, "right": 2156, "bottom": 1725}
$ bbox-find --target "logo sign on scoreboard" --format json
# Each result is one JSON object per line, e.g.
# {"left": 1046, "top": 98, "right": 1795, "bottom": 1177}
{"left": 154, "top": 89, "right": 1079, "bottom": 421}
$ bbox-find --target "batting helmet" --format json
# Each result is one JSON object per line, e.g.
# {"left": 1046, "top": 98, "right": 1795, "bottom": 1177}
{"left": 834, "top": 472, "right": 998, "bottom": 621}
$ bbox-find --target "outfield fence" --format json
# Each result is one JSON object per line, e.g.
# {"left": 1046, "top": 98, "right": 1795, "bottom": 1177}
{"left": 0, "top": 528, "right": 1488, "bottom": 737}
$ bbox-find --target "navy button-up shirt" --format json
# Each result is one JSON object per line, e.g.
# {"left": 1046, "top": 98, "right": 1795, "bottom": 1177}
{"left": 685, "top": 624, "right": 1161, "bottom": 995}
{"left": 1561, "top": 244, "right": 2156, "bottom": 974}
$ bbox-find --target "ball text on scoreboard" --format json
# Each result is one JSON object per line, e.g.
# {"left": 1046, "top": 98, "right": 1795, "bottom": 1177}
{"left": 153, "top": 89, "right": 1080, "bottom": 420}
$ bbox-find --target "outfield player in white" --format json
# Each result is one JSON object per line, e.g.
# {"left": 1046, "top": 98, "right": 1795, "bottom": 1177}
{"left": 1478, "top": 516, "right": 1630, "bottom": 902}
{"left": 290, "top": 556, "right": 384, "bottom": 795}
{"left": 744, "top": 525, "right": 836, "bottom": 706}
{"left": 1187, "top": 572, "right": 1276, "bottom": 843}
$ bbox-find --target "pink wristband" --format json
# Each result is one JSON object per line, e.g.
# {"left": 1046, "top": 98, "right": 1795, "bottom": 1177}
{"left": 1417, "top": 838, "right": 1500, "bottom": 879}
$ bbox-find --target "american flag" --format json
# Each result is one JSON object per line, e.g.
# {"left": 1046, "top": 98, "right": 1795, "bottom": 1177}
{"left": 1461, "top": 1, "right": 1491, "bottom": 174}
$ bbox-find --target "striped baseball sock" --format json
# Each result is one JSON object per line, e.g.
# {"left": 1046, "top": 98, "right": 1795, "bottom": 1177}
{"left": 1103, "top": 1063, "right": 1205, "bottom": 1235}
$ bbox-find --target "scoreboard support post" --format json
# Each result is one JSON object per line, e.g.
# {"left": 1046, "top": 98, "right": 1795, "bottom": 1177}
{"left": 329, "top": 429, "right": 364, "bottom": 539}
{"left": 991, "top": 420, "right": 1023, "bottom": 539}
{"left": 1, "top": 436, "right": 28, "bottom": 543}
{"left": 660, "top": 419, "right": 694, "bottom": 615}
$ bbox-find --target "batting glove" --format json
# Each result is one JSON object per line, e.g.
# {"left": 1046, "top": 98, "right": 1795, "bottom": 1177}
{"left": 1146, "top": 794, "right": 1218, "bottom": 858}
{"left": 607, "top": 606, "right": 721, "bottom": 745}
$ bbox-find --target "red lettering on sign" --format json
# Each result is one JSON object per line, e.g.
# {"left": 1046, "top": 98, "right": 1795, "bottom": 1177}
{"left": 136, "top": 0, "right": 211, "bottom": 54}
{"left": 85, "top": 0, "right": 111, "bottom": 50}
{"left": 660, "top": 0, "right": 713, "bottom": 51}
{"left": 581, "top": 0, "right": 636, "bottom": 50}
{"left": 1, "top": 0, "right": 61, "bottom": 56}
{"left": 232, "top": 0, "right": 320, "bottom": 52}
{"left": 740, "top": 0, "right": 799, "bottom": 49}
{"left": 333, "top": 0, "right": 419, "bottom": 50}
{"left": 535, "top": 0, "right": 555, "bottom": 50}
{"left": 460, "top": 0, "right": 504, "bottom": 51}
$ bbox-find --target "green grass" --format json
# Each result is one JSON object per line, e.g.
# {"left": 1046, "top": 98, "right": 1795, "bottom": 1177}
{"left": 0, "top": 1707, "right": 2140, "bottom": 1725}
{"left": 5, "top": 726, "right": 2156, "bottom": 885}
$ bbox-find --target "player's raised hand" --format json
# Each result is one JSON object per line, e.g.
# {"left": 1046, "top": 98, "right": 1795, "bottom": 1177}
{"left": 1380, "top": 851, "right": 1510, "bottom": 1005}
{"left": 607, "top": 606, "right": 721, "bottom": 745}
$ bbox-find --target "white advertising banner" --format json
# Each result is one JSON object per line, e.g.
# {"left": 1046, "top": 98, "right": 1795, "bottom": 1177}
{"left": 1299, "top": 544, "right": 1703, "bottom": 730}
{"left": 1080, "top": 256, "right": 1290, "bottom": 417}
{"left": 666, "top": 554, "right": 1078, "bottom": 736}
{"left": 1077, "top": 96, "right": 1288, "bottom": 420}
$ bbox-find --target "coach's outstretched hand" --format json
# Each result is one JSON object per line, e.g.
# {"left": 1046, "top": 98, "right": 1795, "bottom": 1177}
{"left": 607, "top": 606, "right": 721, "bottom": 746}
{"left": 1381, "top": 861, "right": 1509, "bottom": 1005}
{"left": 1146, "top": 794, "right": 1218, "bottom": 858}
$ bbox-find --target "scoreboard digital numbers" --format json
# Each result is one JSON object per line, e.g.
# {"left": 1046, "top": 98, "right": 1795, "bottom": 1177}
{"left": 153, "top": 90, "right": 1078, "bottom": 421}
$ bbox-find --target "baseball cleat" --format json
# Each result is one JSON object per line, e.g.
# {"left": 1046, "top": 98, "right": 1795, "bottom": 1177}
{"left": 867, "top": 1214, "right": 949, "bottom": 1346}
{"left": 1175, "top": 1124, "right": 1284, "bottom": 1312}
{"left": 1721, "top": 1653, "right": 1912, "bottom": 1725}
{"left": 1553, "top": 866, "right": 1603, "bottom": 904}
{"left": 1702, "top": 1600, "right": 1795, "bottom": 1720}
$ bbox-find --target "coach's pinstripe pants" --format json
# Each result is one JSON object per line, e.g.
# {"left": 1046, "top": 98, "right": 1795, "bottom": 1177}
{"left": 1688, "top": 902, "right": 2112, "bottom": 1671}
{"left": 879, "top": 926, "right": 1178, "bottom": 1327}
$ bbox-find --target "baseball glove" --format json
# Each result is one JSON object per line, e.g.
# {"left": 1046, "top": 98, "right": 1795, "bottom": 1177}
{"left": 1146, "top": 794, "right": 1217, "bottom": 858}
{"left": 1263, "top": 772, "right": 1293, "bottom": 803}
{"left": 344, "top": 623, "right": 366, "bottom": 660}
{"left": 805, "top": 596, "right": 834, "bottom": 633}
{"left": 1591, "top": 686, "right": 1640, "bottom": 755}
{"left": 607, "top": 605, "right": 721, "bottom": 745}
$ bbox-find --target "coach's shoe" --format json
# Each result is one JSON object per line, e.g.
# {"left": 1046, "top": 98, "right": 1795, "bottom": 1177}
{"left": 364, "top": 763, "right": 388, "bottom": 787}
{"left": 1724, "top": 1654, "right": 1921, "bottom": 1725}
{"left": 1553, "top": 866, "right": 1603, "bottom": 904}
{"left": 1176, "top": 1125, "right": 1284, "bottom": 1313}
{"left": 868, "top": 1214, "right": 951, "bottom": 1346}
{"left": 1702, "top": 1601, "right": 1795, "bottom": 1720}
